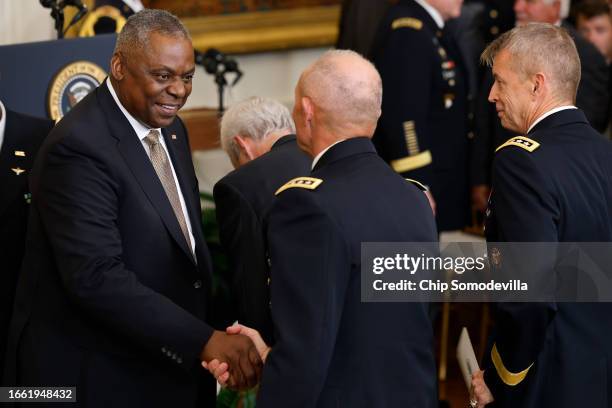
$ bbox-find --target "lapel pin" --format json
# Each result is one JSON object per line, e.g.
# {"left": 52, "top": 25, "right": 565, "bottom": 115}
{"left": 11, "top": 167, "right": 25, "bottom": 176}
{"left": 171, "top": 134, "right": 177, "bottom": 140}
{"left": 14, "top": 150, "right": 26, "bottom": 157}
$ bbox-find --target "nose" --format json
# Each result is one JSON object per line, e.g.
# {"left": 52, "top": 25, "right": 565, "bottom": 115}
{"left": 167, "top": 78, "right": 187, "bottom": 99}
{"left": 488, "top": 82, "right": 498, "bottom": 104}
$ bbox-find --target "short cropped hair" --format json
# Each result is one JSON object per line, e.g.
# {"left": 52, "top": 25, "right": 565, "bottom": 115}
{"left": 114, "top": 9, "right": 190, "bottom": 57}
{"left": 220, "top": 96, "right": 295, "bottom": 162}
{"left": 299, "top": 49, "right": 382, "bottom": 133}
{"left": 481, "top": 23, "right": 581, "bottom": 101}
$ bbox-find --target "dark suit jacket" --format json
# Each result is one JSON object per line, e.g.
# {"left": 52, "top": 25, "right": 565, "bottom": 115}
{"left": 213, "top": 135, "right": 310, "bottom": 344}
{"left": 3, "top": 82, "right": 216, "bottom": 407}
{"left": 372, "top": 0, "right": 470, "bottom": 231}
{"left": 258, "top": 137, "right": 438, "bottom": 407}
{"left": 484, "top": 109, "right": 612, "bottom": 407}
{"left": 0, "top": 109, "right": 52, "bottom": 383}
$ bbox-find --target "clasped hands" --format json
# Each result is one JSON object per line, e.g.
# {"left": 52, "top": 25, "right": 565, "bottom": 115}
{"left": 201, "top": 324, "right": 270, "bottom": 390}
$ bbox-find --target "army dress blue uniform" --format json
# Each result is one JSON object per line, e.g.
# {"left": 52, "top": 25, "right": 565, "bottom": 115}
{"left": 372, "top": 0, "right": 469, "bottom": 232}
{"left": 484, "top": 108, "right": 612, "bottom": 407}
{"left": 257, "top": 137, "right": 438, "bottom": 407}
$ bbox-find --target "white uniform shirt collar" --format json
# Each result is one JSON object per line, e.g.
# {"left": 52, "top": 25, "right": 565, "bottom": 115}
{"left": 527, "top": 106, "right": 577, "bottom": 134}
{"left": 415, "top": 0, "right": 445, "bottom": 29}
{"left": 311, "top": 139, "right": 345, "bottom": 170}
{"left": 107, "top": 80, "right": 161, "bottom": 141}
{"left": 0, "top": 100, "right": 6, "bottom": 153}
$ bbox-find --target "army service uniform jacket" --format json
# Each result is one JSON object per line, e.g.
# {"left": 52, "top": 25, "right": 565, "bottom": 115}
{"left": 484, "top": 108, "right": 612, "bottom": 407}
{"left": 257, "top": 137, "right": 438, "bottom": 407}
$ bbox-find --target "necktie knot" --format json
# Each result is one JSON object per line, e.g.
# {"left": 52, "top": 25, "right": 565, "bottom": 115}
{"left": 145, "top": 130, "right": 161, "bottom": 147}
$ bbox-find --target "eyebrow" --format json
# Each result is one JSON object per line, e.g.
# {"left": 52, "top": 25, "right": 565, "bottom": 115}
{"left": 150, "top": 65, "right": 196, "bottom": 75}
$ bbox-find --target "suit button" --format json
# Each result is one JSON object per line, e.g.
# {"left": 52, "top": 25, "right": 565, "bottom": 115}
{"left": 193, "top": 280, "right": 202, "bottom": 289}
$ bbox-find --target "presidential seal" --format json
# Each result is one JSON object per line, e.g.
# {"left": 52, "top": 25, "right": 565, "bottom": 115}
{"left": 48, "top": 61, "right": 107, "bottom": 121}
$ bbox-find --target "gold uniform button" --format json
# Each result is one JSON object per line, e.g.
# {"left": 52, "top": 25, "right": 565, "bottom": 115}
{"left": 491, "top": 26, "right": 499, "bottom": 35}
{"left": 490, "top": 9, "right": 499, "bottom": 19}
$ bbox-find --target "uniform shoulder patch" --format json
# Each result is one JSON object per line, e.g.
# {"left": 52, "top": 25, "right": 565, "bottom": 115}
{"left": 495, "top": 136, "right": 540, "bottom": 153}
{"left": 392, "top": 17, "right": 423, "bottom": 31}
{"left": 405, "top": 178, "right": 428, "bottom": 191}
{"left": 275, "top": 177, "right": 323, "bottom": 196}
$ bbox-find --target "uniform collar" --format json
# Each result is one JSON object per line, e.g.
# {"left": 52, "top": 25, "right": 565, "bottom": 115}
{"left": 414, "top": 0, "right": 445, "bottom": 29}
{"left": 527, "top": 107, "right": 588, "bottom": 135}
{"left": 107, "top": 79, "right": 161, "bottom": 142}
{"left": 527, "top": 106, "right": 577, "bottom": 134}
{"left": 312, "top": 137, "right": 376, "bottom": 172}
{"left": 311, "top": 139, "right": 345, "bottom": 170}
{"left": 0, "top": 100, "right": 5, "bottom": 153}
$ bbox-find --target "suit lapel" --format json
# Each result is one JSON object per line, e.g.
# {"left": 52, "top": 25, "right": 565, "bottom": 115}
{"left": 97, "top": 83, "right": 196, "bottom": 264}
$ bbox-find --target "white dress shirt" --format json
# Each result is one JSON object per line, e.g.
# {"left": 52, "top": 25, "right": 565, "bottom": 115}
{"left": 107, "top": 80, "right": 196, "bottom": 253}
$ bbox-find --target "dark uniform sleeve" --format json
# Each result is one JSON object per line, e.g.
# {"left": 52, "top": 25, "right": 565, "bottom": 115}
{"left": 38, "top": 137, "right": 213, "bottom": 371}
{"left": 213, "top": 180, "right": 273, "bottom": 343}
{"left": 257, "top": 188, "right": 351, "bottom": 406}
{"left": 374, "top": 24, "right": 436, "bottom": 186}
{"left": 485, "top": 148, "right": 558, "bottom": 403}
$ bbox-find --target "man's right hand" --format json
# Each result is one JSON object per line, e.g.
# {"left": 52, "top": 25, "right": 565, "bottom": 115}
{"left": 200, "top": 330, "right": 262, "bottom": 390}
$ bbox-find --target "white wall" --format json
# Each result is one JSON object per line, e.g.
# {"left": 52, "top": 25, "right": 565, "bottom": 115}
{"left": 0, "top": 2, "right": 327, "bottom": 191}
{"left": 0, "top": 0, "right": 55, "bottom": 46}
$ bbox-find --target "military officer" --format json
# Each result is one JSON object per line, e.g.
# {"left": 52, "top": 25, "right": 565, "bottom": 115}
{"left": 371, "top": 0, "right": 469, "bottom": 232}
{"left": 470, "top": 23, "right": 612, "bottom": 408}
{"left": 205, "top": 50, "right": 439, "bottom": 406}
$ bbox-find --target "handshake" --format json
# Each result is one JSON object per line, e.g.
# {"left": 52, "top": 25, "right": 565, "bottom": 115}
{"left": 200, "top": 324, "right": 270, "bottom": 390}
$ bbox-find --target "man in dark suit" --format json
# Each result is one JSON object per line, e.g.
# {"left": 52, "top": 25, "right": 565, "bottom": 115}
{"left": 372, "top": 0, "right": 470, "bottom": 232}
{"left": 470, "top": 23, "right": 612, "bottom": 408}
{"left": 208, "top": 50, "right": 439, "bottom": 407}
{"left": 0, "top": 102, "right": 53, "bottom": 384}
{"left": 3, "top": 9, "right": 260, "bottom": 406}
{"left": 213, "top": 96, "right": 310, "bottom": 344}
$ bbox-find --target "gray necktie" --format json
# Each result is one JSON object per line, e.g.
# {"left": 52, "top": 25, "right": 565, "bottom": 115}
{"left": 144, "top": 129, "right": 193, "bottom": 256}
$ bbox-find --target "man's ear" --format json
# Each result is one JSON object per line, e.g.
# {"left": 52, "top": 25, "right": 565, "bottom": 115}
{"left": 110, "top": 53, "right": 125, "bottom": 81}
{"left": 234, "top": 135, "right": 256, "bottom": 161}
{"left": 532, "top": 72, "right": 546, "bottom": 96}
{"left": 302, "top": 96, "right": 314, "bottom": 123}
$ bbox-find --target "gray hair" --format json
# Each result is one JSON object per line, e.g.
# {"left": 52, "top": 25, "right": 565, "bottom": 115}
{"left": 114, "top": 9, "right": 190, "bottom": 57}
{"left": 481, "top": 23, "right": 580, "bottom": 101}
{"left": 300, "top": 49, "right": 382, "bottom": 133}
{"left": 220, "top": 96, "right": 296, "bottom": 162}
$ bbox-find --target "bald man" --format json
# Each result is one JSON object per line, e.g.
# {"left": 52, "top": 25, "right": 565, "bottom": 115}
{"left": 207, "top": 50, "right": 439, "bottom": 407}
